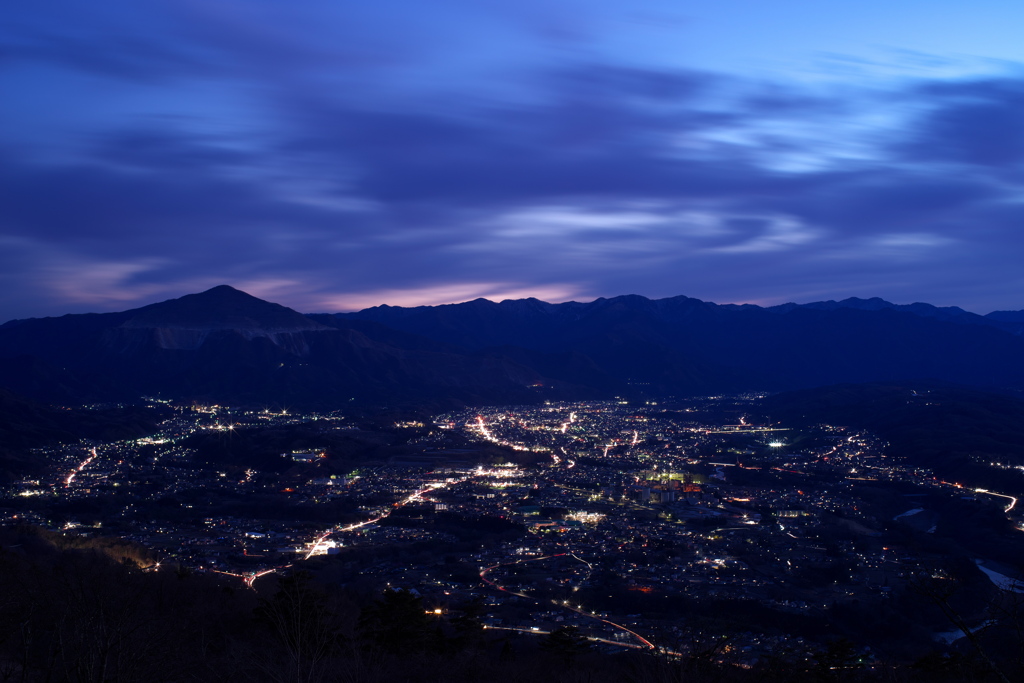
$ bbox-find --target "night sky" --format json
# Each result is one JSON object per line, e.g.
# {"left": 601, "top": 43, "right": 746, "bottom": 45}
{"left": 4, "top": 1, "right": 1024, "bottom": 320}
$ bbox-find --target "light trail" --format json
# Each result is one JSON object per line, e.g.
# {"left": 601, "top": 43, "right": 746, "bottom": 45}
{"left": 470, "top": 415, "right": 536, "bottom": 452}
{"left": 479, "top": 626, "right": 647, "bottom": 651}
{"left": 479, "top": 553, "right": 654, "bottom": 650}
{"left": 246, "top": 567, "right": 281, "bottom": 588}
{"left": 64, "top": 448, "right": 98, "bottom": 487}
{"left": 482, "top": 625, "right": 650, "bottom": 651}
{"left": 208, "top": 568, "right": 247, "bottom": 581}
{"left": 474, "top": 415, "right": 495, "bottom": 442}
{"left": 204, "top": 471, "right": 477, "bottom": 589}
{"left": 302, "top": 475, "right": 472, "bottom": 560}
{"left": 598, "top": 618, "right": 655, "bottom": 650}
{"left": 480, "top": 553, "right": 569, "bottom": 600}
{"left": 302, "top": 529, "right": 338, "bottom": 560}
{"left": 974, "top": 491, "right": 1015, "bottom": 511}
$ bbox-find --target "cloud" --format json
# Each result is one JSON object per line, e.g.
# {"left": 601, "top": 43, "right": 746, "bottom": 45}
{"left": 896, "top": 77, "right": 1024, "bottom": 167}
{"left": 44, "top": 257, "right": 176, "bottom": 305}
{"left": 2, "top": 3, "right": 1024, "bottom": 318}
{"left": 709, "top": 215, "right": 820, "bottom": 254}
{"left": 488, "top": 204, "right": 677, "bottom": 237}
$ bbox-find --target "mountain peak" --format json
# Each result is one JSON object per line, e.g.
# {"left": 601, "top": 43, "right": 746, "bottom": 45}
{"left": 203, "top": 284, "right": 246, "bottom": 296}
{"left": 121, "top": 286, "right": 328, "bottom": 333}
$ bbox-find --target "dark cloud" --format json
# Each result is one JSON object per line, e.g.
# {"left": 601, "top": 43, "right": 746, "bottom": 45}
{"left": 766, "top": 171, "right": 1002, "bottom": 233}
{"left": 277, "top": 68, "right": 753, "bottom": 205}
{"left": 897, "top": 78, "right": 1024, "bottom": 167}
{"left": 2, "top": 3, "right": 1024, "bottom": 318}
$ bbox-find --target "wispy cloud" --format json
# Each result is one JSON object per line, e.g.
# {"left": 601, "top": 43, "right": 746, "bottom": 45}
{"left": 2, "top": 2, "right": 1024, "bottom": 318}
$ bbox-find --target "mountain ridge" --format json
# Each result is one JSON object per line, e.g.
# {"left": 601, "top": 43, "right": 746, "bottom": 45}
{"left": 121, "top": 284, "right": 331, "bottom": 333}
{"left": 1, "top": 287, "right": 1023, "bottom": 408}
{"left": 0, "top": 286, "right": 567, "bottom": 408}
{"left": 337, "top": 291, "right": 1024, "bottom": 396}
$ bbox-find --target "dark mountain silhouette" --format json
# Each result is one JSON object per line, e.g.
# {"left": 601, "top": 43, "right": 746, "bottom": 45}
{"left": 0, "top": 286, "right": 560, "bottom": 408}
{"left": 766, "top": 296, "right": 1024, "bottom": 335}
{"left": 118, "top": 283, "right": 331, "bottom": 350}
{"left": 984, "top": 309, "right": 1024, "bottom": 336}
{"left": 768, "top": 296, "right": 985, "bottom": 325}
{"left": 2, "top": 287, "right": 1024, "bottom": 408}
{"left": 987, "top": 310, "right": 1024, "bottom": 322}
{"left": 338, "top": 294, "right": 1024, "bottom": 395}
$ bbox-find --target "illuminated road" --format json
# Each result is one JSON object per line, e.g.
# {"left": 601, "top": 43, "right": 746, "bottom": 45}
{"left": 937, "top": 480, "right": 1019, "bottom": 518}
{"left": 209, "top": 566, "right": 287, "bottom": 587}
{"left": 472, "top": 416, "right": 537, "bottom": 453}
{"left": 974, "top": 488, "right": 1018, "bottom": 513}
{"left": 483, "top": 625, "right": 651, "bottom": 651}
{"left": 213, "top": 471, "right": 477, "bottom": 588}
{"left": 479, "top": 553, "right": 655, "bottom": 650}
{"left": 64, "top": 448, "right": 97, "bottom": 487}
{"left": 302, "top": 477, "right": 469, "bottom": 560}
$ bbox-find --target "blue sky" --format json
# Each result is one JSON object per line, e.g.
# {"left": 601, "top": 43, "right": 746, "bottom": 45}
{"left": 3, "top": 0, "right": 1024, "bottom": 318}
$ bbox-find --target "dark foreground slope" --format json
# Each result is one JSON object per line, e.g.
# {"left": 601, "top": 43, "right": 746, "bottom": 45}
{"left": 0, "top": 525, "right": 1017, "bottom": 683}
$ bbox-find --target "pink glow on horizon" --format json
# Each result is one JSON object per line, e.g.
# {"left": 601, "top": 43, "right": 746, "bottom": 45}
{"left": 313, "top": 282, "right": 584, "bottom": 312}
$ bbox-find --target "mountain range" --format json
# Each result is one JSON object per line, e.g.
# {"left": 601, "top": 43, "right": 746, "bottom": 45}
{"left": 1, "top": 285, "right": 1022, "bottom": 408}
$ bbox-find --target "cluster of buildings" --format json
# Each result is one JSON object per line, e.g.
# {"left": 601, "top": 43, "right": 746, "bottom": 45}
{"left": 2, "top": 395, "right": 1019, "bottom": 661}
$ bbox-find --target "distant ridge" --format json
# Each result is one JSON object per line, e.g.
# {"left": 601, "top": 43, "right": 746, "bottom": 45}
{"left": 0, "top": 287, "right": 1023, "bottom": 407}
{"left": 0, "top": 287, "right": 560, "bottom": 407}
{"left": 338, "top": 292, "right": 1024, "bottom": 395}
{"left": 766, "top": 296, "right": 997, "bottom": 328}
{"left": 988, "top": 310, "right": 1024, "bottom": 322}
{"left": 767, "top": 296, "right": 1024, "bottom": 336}
{"left": 347, "top": 293, "right": 1024, "bottom": 335}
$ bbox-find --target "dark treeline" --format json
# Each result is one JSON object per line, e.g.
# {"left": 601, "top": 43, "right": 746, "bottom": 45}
{"left": 0, "top": 526, "right": 1022, "bottom": 682}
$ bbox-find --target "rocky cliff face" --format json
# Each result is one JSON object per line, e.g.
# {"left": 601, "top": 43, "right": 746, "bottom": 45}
{"left": 114, "top": 284, "right": 333, "bottom": 351}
